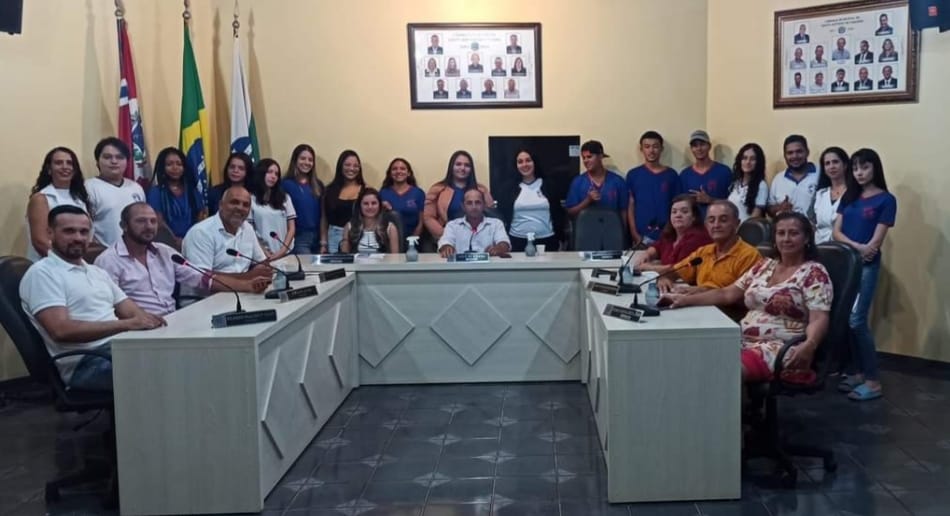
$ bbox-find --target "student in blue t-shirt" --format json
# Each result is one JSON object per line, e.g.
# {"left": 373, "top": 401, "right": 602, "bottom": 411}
{"left": 833, "top": 148, "right": 897, "bottom": 402}
{"left": 147, "top": 147, "right": 206, "bottom": 244}
{"left": 281, "top": 143, "right": 325, "bottom": 254}
{"left": 680, "top": 130, "right": 732, "bottom": 218}
{"left": 379, "top": 157, "right": 426, "bottom": 240}
{"left": 625, "top": 131, "right": 682, "bottom": 245}
{"left": 565, "top": 140, "right": 628, "bottom": 218}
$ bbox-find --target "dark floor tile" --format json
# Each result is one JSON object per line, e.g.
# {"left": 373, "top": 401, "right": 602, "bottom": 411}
{"left": 288, "top": 481, "right": 366, "bottom": 509}
{"left": 384, "top": 439, "right": 443, "bottom": 460}
{"left": 491, "top": 501, "right": 560, "bottom": 515}
{"left": 437, "top": 457, "right": 495, "bottom": 479}
{"left": 554, "top": 417, "right": 598, "bottom": 436}
{"left": 499, "top": 420, "right": 553, "bottom": 440}
{"left": 557, "top": 453, "right": 607, "bottom": 477}
{"left": 266, "top": 480, "right": 309, "bottom": 509}
{"left": 446, "top": 421, "right": 503, "bottom": 439}
{"left": 827, "top": 488, "right": 911, "bottom": 515}
{"left": 556, "top": 435, "right": 604, "bottom": 456}
{"left": 499, "top": 435, "right": 555, "bottom": 456}
{"left": 760, "top": 492, "right": 838, "bottom": 516}
{"left": 362, "top": 481, "right": 429, "bottom": 505}
{"left": 391, "top": 424, "right": 453, "bottom": 441}
{"left": 401, "top": 408, "right": 453, "bottom": 426}
{"left": 626, "top": 501, "right": 699, "bottom": 515}
{"left": 495, "top": 455, "right": 555, "bottom": 477}
{"left": 560, "top": 499, "right": 631, "bottom": 515}
{"left": 284, "top": 508, "right": 352, "bottom": 516}
{"left": 442, "top": 438, "right": 501, "bottom": 459}
{"left": 501, "top": 404, "right": 554, "bottom": 421}
{"left": 847, "top": 444, "right": 918, "bottom": 468}
{"left": 866, "top": 459, "right": 950, "bottom": 491}
{"left": 424, "top": 502, "right": 493, "bottom": 515}
{"left": 320, "top": 440, "right": 388, "bottom": 464}
{"left": 892, "top": 488, "right": 950, "bottom": 516}
{"left": 372, "top": 459, "right": 438, "bottom": 482}
{"left": 493, "top": 476, "right": 556, "bottom": 502}
{"left": 313, "top": 461, "right": 375, "bottom": 483}
{"left": 695, "top": 500, "right": 771, "bottom": 516}
{"left": 355, "top": 505, "right": 423, "bottom": 516}
{"left": 557, "top": 473, "right": 608, "bottom": 500}
{"left": 427, "top": 478, "right": 494, "bottom": 504}
{"left": 800, "top": 461, "right": 882, "bottom": 492}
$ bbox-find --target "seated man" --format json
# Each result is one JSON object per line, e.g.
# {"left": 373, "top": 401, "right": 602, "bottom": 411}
{"left": 95, "top": 202, "right": 269, "bottom": 316}
{"left": 438, "top": 186, "right": 510, "bottom": 257}
{"left": 657, "top": 200, "right": 761, "bottom": 295}
{"left": 181, "top": 186, "right": 270, "bottom": 300}
{"left": 19, "top": 205, "right": 166, "bottom": 392}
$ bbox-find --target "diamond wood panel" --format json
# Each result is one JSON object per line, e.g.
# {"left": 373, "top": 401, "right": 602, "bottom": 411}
{"left": 358, "top": 286, "right": 415, "bottom": 367}
{"left": 430, "top": 287, "right": 511, "bottom": 366}
{"left": 526, "top": 283, "right": 581, "bottom": 363}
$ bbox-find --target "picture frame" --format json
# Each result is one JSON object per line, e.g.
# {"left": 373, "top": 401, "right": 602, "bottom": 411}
{"left": 407, "top": 22, "right": 542, "bottom": 109}
{"left": 773, "top": 0, "right": 919, "bottom": 108}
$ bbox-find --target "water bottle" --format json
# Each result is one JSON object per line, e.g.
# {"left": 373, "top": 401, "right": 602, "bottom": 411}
{"left": 524, "top": 233, "right": 537, "bottom": 257}
{"left": 406, "top": 236, "right": 419, "bottom": 262}
{"left": 646, "top": 282, "right": 660, "bottom": 307}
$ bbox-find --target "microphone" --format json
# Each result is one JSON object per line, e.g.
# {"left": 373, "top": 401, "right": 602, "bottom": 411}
{"left": 617, "top": 249, "right": 639, "bottom": 294}
{"left": 630, "top": 257, "right": 703, "bottom": 316}
{"left": 171, "top": 254, "right": 243, "bottom": 312}
{"left": 172, "top": 254, "right": 278, "bottom": 328}
{"left": 226, "top": 248, "right": 291, "bottom": 299}
{"left": 268, "top": 231, "right": 306, "bottom": 281}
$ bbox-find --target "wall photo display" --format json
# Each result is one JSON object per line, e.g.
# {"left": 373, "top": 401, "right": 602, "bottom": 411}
{"left": 407, "top": 23, "right": 542, "bottom": 109}
{"left": 774, "top": 0, "right": 919, "bottom": 108}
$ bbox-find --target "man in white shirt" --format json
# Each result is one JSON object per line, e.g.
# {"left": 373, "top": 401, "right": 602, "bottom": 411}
{"left": 768, "top": 134, "right": 818, "bottom": 218}
{"left": 85, "top": 137, "right": 146, "bottom": 247}
{"left": 438, "top": 187, "right": 510, "bottom": 257}
{"left": 181, "top": 186, "right": 270, "bottom": 299}
{"left": 19, "top": 205, "right": 165, "bottom": 391}
{"left": 831, "top": 38, "right": 850, "bottom": 61}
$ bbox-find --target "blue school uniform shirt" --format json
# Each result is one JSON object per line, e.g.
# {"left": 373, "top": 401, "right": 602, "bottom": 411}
{"left": 836, "top": 191, "right": 897, "bottom": 266}
{"left": 282, "top": 179, "right": 322, "bottom": 232}
{"left": 448, "top": 185, "right": 466, "bottom": 220}
{"left": 625, "top": 166, "right": 682, "bottom": 241}
{"left": 565, "top": 171, "right": 629, "bottom": 212}
{"left": 146, "top": 187, "right": 204, "bottom": 238}
{"left": 679, "top": 162, "right": 732, "bottom": 217}
{"left": 380, "top": 186, "right": 426, "bottom": 232}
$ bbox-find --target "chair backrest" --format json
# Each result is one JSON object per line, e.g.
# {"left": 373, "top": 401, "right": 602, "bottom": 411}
{"left": 0, "top": 256, "right": 54, "bottom": 384}
{"left": 573, "top": 207, "right": 625, "bottom": 251}
{"left": 813, "top": 242, "right": 862, "bottom": 375}
{"left": 738, "top": 217, "right": 772, "bottom": 247}
{"left": 384, "top": 210, "right": 406, "bottom": 253}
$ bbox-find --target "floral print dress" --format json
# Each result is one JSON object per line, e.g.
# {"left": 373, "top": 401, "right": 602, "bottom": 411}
{"left": 734, "top": 259, "right": 833, "bottom": 381}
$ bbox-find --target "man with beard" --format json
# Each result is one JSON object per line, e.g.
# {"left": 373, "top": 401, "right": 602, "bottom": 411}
{"left": 19, "top": 205, "right": 166, "bottom": 391}
{"left": 95, "top": 203, "right": 269, "bottom": 316}
{"left": 768, "top": 134, "right": 818, "bottom": 217}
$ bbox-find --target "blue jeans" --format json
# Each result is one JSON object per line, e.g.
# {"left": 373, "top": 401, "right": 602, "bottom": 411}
{"left": 68, "top": 344, "right": 113, "bottom": 391}
{"left": 293, "top": 230, "right": 318, "bottom": 254}
{"left": 327, "top": 225, "right": 345, "bottom": 254}
{"left": 849, "top": 262, "right": 881, "bottom": 381}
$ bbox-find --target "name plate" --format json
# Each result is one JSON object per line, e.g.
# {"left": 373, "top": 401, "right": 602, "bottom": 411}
{"left": 318, "top": 268, "right": 347, "bottom": 282}
{"left": 585, "top": 250, "right": 623, "bottom": 261}
{"left": 591, "top": 268, "right": 617, "bottom": 281}
{"left": 314, "top": 254, "right": 355, "bottom": 264}
{"left": 587, "top": 281, "right": 619, "bottom": 295}
{"left": 211, "top": 309, "right": 277, "bottom": 329}
{"left": 279, "top": 285, "right": 319, "bottom": 302}
{"left": 451, "top": 252, "right": 490, "bottom": 263}
{"left": 603, "top": 304, "right": 644, "bottom": 322}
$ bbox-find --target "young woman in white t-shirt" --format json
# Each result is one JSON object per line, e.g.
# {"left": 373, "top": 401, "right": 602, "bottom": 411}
{"left": 25, "top": 147, "right": 90, "bottom": 261}
{"left": 340, "top": 188, "right": 399, "bottom": 254}
{"left": 250, "top": 159, "right": 296, "bottom": 259}
{"left": 496, "top": 148, "right": 564, "bottom": 252}
{"left": 813, "top": 147, "right": 849, "bottom": 244}
{"left": 727, "top": 143, "right": 768, "bottom": 223}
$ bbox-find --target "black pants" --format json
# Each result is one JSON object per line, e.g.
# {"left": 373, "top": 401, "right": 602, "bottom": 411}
{"left": 509, "top": 234, "right": 560, "bottom": 253}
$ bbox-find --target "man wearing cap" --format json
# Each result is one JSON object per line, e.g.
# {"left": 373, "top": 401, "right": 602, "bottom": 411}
{"left": 680, "top": 130, "right": 732, "bottom": 218}
{"left": 565, "top": 140, "right": 629, "bottom": 219}
{"left": 768, "top": 134, "right": 818, "bottom": 217}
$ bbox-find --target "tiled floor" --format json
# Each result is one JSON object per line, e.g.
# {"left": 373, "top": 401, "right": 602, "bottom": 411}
{"left": 3, "top": 354, "right": 950, "bottom": 515}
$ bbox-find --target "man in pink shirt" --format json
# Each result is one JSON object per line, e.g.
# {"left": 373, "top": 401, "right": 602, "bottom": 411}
{"left": 94, "top": 203, "right": 269, "bottom": 316}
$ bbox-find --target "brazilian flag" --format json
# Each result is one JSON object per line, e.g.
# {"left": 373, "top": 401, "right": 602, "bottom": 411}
{"left": 179, "top": 22, "right": 212, "bottom": 201}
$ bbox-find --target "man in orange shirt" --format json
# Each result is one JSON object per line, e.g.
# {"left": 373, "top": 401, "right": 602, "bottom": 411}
{"left": 658, "top": 200, "right": 761, "bottom": 294}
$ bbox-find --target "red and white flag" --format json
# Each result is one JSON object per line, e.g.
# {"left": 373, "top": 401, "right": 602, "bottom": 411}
{"left": 117, "top": 16, "right": 150, "bottom": 187}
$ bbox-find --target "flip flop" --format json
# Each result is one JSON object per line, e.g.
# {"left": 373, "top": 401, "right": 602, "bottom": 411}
{"left": 848, "top": 384, "right": 883, "bottom": 401}
{"left": 837, "top": 376, "right": 863, "bottom": 393}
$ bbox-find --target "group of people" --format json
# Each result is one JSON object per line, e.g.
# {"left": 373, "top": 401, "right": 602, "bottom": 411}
{"left": 18, "top": 131, "right": 896, "bottom": 404}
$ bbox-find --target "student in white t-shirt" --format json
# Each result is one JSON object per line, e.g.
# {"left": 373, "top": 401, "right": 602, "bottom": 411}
{"left": 726, "top": 143, "right": 768, "bottom": 223}
{"left": 250, "top": 159, "right": 296, "bottom": 258}
{"left": 813, "top": 147, "right": 849, "bottom": 244}
{"left": 768, "top": 134, "right": 818, "bottom": 219}
{"left": 25, "top": 147, "right": 90, "bottom": 262}
{"left": 85, "top": 137, "right": 146, "bottom": 247}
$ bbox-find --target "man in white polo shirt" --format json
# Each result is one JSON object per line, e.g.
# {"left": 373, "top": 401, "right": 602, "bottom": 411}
{"left": 768, "top": 134, "right": 818, "bottom": 218}
{"left": 438, "top": 186, "right": 510, "bottom": 257}
{"left": 181, "top": 186, "right": 270, "bottom": 300}
{"left": 19, "top": 205, "right": 166, "bottom": 391}
{"left": 85, "top": 137, "right": 146, "bottom": 247}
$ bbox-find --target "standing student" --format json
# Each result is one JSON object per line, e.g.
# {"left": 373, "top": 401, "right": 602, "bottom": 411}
{"left": 565, "top": 140, "right": 628, "bottom": 218}
{"left": 251, "top": 158, "right": 296, "bottom": 259}
{"left": 768, "top": 134, "right": 818, "bottom": 217}
{"left": 680, "top": 130, "right": 732, "bottom": 218}
{"left": 207, "top": 153, "right": 253, "bottom": 215}
{"left": 626, "top": 131, "right": 682, "bottom": 245}
{"left": 26, "top": 147, "right": 90, "bottom": 262}
{"left": 379, "top": 158, "right": 426, "bottom": 239}
{"left": 833, "top": 148, "right": 897, "bottom": 402}
{"left": 340, "top": 188, "right": 399, "bottom": 253}
{"left": 727, "top": 143, "right": 768, "bottom": 223}
{"left": 496, "top": 148, "right": 564, "bottom": 252}
{"left": 282, "top": 144, "right": 324, "bottom": 254}
{"left": 322, "top": 150, "right": 365, "bottom": 253}
{"left": 85, "top": 137, "right": 146, "bottom": 247}
{"left": 813, "top": 147, "right": 849, "bottom": 244}
{"left": 147, "top": 147, "right": 206, "bottom": 245}
{"left": 423, "top": 150, "right": 493, "bottom": 240}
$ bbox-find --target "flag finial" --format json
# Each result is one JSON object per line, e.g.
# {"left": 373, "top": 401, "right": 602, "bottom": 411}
{"left": 233, "top": 0, "right": 240, "bottom": 37}
{"left": 114, "top": 0, "right": 125, "bottom": 19}
{"left": 183, "top": 0, "right": 191, "bottom": 21}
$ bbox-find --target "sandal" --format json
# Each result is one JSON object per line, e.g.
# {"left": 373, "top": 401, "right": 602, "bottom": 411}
{"left": 848, "top": 384, "right": 883, "bottom": 401}
{"left": 837, "top": 376, "right": 863, "bottom": 393}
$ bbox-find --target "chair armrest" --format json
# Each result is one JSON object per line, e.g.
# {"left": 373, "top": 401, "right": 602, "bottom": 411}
{"left": 51, "top": 349, "right": 113, "bottom": 363}
{"left": 771, "top": 335, "right": 807, "bottom": 385}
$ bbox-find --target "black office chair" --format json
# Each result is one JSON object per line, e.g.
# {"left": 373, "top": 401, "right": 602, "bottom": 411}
{"left": 744, "top": 242, "right": 862, "bottom": 487}
{"left": 383, "top": 210, "right": 406, "bottom": 252}
{"left": 0, "top": 256, "right": 117, "bottom": 506}
{"left": 738, "top": 217, "right": 773, "bottom": 247}
{"left": 572, "top": 207, "right": 625, "bottom": 251}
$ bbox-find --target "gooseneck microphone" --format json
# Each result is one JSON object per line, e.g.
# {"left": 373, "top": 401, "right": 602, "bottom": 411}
{"left": 617, "top": 249, "right": 638, "bottom": 294}
{"left": 630, "top": 257, "right": 704, "bottom": 316}
{"left": 267, "top": 231, "right": 306, "bottom": 281}
{"left": 171, "top": 254, "right": 243, "bottom": 312}
{"left": 226, "top": 248, "right": 290, "bottom": 299}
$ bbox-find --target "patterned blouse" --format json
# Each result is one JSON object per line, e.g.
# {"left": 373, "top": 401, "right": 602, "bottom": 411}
{"left": 734, "top": 259, "right": 833, "bottom": 381}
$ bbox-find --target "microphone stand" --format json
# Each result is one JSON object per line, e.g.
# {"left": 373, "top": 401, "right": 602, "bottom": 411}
{"left": 268, "top": 232, "right": 306, "bottom": 281}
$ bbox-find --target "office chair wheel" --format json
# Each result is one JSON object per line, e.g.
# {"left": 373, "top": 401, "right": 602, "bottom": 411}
{"left": 45, "top": 483, "right": 60, "bottom": 502}
{"left": 824, "top": 457, "right": 838, "bottom": 472}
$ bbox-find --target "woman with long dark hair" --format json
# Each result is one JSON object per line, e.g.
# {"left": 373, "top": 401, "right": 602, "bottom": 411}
{"left": 207, "top": 152, "right": 254, "bottom": 215}
{"left": 340, "top": 188, "right": 399, "bottom": 253}
{"left": 26, "top": 147, "right": 90, "bottom": 261}
{"left": 495, "top": 148, "right": 564, "bottom": 252}
{"left": 321, "top": 150, "right": 365, "bottom": 253}
{"left": 726, "top": 143, "right": 767, "bottom": 223}
{"left": 423, "top": 150, "right": 493, "bottom": 240}
{"left": 813, "top": 147, "right": 849, "bottom": 244}
{"left": 379, "top": 158, "right": 425, "bottom": 239}
{"left": 251, "top": 158, "right": 296, "bottom": 259}
{"left": 282, "top": 143, "right": 324, "bottom": 254}
{"left": 147, "top": 147, "right": 205, "bottom": 243}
